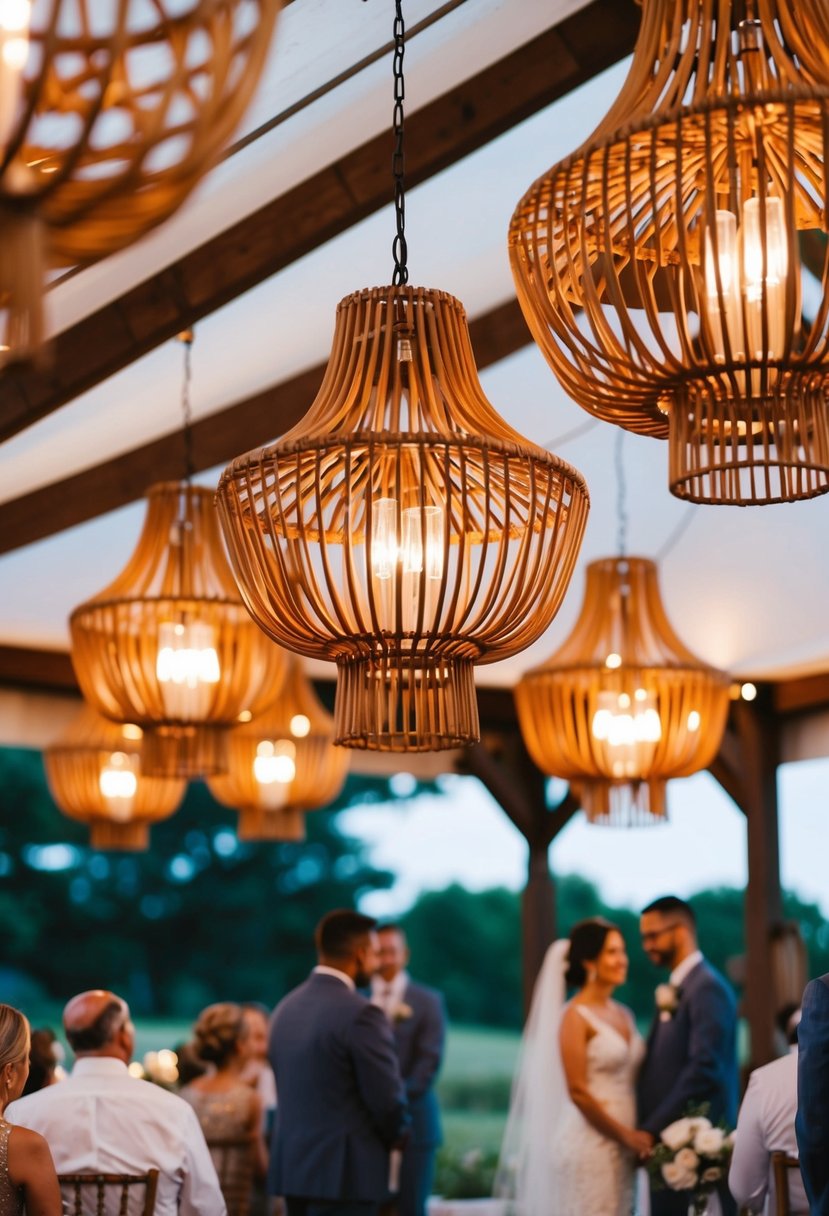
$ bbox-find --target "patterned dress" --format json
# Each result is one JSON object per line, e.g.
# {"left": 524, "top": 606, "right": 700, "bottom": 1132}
{"left": 179, "top": 1085, "right": 257, "bottom": 1216}
{"left": 0, "top": 1120, "right": 23, "bottom": 1216}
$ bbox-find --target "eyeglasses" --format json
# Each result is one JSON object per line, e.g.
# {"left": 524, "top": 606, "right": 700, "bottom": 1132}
{"left": 640, "top": 922, "right": 681, "bottom": 943}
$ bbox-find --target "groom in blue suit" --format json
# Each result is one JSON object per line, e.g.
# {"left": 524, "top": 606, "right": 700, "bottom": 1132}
{"left": 372, "top": 925, "right": 446, "bottom": 1216}
{"left": 637, "top": 896, "right": 739, "bottom": 1216}
{"left": 268, "top": 910, "right": 410, "bottom": 1216}
{"left": 796, "top": 972, "right": 829, "bottom": 1214}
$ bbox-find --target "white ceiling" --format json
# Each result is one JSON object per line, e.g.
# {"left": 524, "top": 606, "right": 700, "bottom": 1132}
{"left": 0, "top": 0, "right": 827, "bottom": 693}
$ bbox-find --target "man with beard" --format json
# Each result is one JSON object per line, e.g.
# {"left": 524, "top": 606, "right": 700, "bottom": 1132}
{"left": 268, "top": 910, "right": 410, "bottom": 1216}
{"left": 637, "top": 895, "right": 739, "bottom": 1216}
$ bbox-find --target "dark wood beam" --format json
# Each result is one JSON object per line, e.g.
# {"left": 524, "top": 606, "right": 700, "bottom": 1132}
{"left": 0, "top": 645, "right": 78, "bottom": 695}
{"left": 0, "top": 297, "right": 529, "bottom": 556}
{"left": 773, "top": 670, "right": 829, "bottom": 716}
{"left": 0, "top": 0, "right": 641, "bottom": 444}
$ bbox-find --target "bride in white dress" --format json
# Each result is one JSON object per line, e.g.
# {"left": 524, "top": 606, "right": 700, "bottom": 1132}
{"left": 497, "top": 919, "right": 651, "bottom": 1216}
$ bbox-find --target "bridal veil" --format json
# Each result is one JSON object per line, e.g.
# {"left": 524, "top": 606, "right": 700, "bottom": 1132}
{"left": 495, "top": 938, "right": 570, "bottom": 1216}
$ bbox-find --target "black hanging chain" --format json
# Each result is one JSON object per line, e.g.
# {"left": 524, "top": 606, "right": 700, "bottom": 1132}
{"left": 615, "top": 428, "right": 628, "bottom": 558}
{"left": 178, "top": 329, "right": 195, "bottom": 484}
{"left": 391, "top": 0, "right": 408, "bottom": 286}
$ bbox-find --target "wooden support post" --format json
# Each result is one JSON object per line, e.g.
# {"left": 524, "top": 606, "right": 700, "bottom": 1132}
{"left": 710, "top": 691, "right": 782, "bottom": 1068}
{"left": 456, "top": 736, "right": 578, "bottom": 1016}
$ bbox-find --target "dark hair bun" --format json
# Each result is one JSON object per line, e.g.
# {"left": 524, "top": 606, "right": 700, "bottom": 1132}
{"left": 192, "top": 1002, "right": 245, "bottom": 1066}
{"left": 565, "top": 918, "right": 618, "bottom": 988}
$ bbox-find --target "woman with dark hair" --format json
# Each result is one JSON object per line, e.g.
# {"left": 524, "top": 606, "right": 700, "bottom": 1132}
{"left": 179, "top": 1003, "right": 267, "bottom": 1216}
{"left": 497, "top": 920, "right": 649, "bottom": 1215}
{"left": 0, "top": 1004, "right": 62, "bottom": 1216}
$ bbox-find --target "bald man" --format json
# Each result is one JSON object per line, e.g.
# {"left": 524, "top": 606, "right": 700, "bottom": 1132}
{"left": 7, "top": 989, "right": 225, "bottom": 1216}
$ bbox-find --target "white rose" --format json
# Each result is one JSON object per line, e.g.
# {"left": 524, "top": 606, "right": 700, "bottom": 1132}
{"left": 689, "top": 1116, "right": 712, "bottom": 1134}
{"left": 694, "top": 1127, "right": 725, "bottom": 1156}
{"left": 661, "top": 1117, "right": 695, "bottom": 1150}
{"left": 675, "top": 1147, "right": 700, "bottom": 1175}
{"left": 702, "top": 1167, "right": 723, "bottom": 1183}
{"left": 661, "top": 1162, "right": 689, "bottom": 1191}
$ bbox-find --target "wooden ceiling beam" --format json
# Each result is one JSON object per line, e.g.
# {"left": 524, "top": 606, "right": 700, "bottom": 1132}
{"left": 0, "top": 297, "right": 530, "bottom": 556}
{"left": 0, "top": 0, "right": 640, "bottom": 444}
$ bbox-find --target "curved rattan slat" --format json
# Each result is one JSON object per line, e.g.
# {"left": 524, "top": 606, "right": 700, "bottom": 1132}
{"left": 70, "top": 482, "right": 287, "bottom": 778}
{"left": 0, "top": 2, "right": 280, "bottom": 358}
{"left": 515, "top": 557, "right": 730, "bottom": 824}
{"left": 44, "top": 705, "right": 185, "bottom": 849}
{"left": 509, "top": 0, "right": 829, "bottom": 504}
{"left": 217, "top": 285, "right": 589, "bottom": 752}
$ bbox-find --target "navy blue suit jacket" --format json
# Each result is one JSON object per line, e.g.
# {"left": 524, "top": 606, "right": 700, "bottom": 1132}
{"left": 638, "top": 959, "right": 739, "bottom": 1137}
{"left": 268, "top": 971, "right": 410, "bottom": 1202}
{"left": 796, "top": 974, "right": 829, "bottom": 1214}
{"left": 390, "top": 980, "right": 445, "bottom": 1149}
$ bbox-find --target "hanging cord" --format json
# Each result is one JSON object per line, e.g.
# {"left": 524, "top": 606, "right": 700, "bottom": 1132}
{"left": 177, "top": 329, "right": 195, "bottom": 484}
{"left": 391, "top": 0, "right": 408, "bottom": 285}
{"left": 614, "top": 428, "right": 628, "bottom": 557}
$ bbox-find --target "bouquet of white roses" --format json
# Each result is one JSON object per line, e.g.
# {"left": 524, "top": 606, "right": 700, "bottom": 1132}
{"left": 647, "top": 1112, "right": 735, "bottom": 1216}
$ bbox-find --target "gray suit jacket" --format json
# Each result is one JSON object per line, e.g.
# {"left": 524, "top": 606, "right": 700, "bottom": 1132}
{"left": 268, "top": 971, "right": 409, "bottom": 1201}
{"left": 796, "top": 974, "right": 829, "bottom": 1214}
{"left": 390, "top": 980, "right": 445, "bottom": 1148}
{"left": 638, "top": 958, "right": 739, "bottom": 1136}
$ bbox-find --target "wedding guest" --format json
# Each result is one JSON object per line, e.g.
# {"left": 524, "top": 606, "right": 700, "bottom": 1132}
{"left": 180, "top": 1002, "right": 268, "bottom": 1191}
{"left": 637, "top": 895, "right": 739, "bottom": 1216}
{"left": 371, "top": 924, "right": 445, "bottom": 1216}
{"left": 21, "top": 1028, "right": 61, "bottom": 1096}
{"left": 6, "top": 988, "right": 226, "bottom": 1216}
{"left": 0, "top": 1004, "right": 62, "bottom": 1216}
{"left": 796, "top": 973, "right": 829, "bottom": 1214}
{"left": 240, "top": 1004, "right": 276, "bottom": 1135}
{"left": 730, "top": 1006, "right": 806, "bottom": 1214}
{"left": 268, "top": 909, "right": 409, "bottom": 1216}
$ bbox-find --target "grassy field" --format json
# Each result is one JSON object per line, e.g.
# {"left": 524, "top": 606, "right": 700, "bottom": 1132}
{"left": 26, "top": 1012, "right": 517, "bottom": 1157}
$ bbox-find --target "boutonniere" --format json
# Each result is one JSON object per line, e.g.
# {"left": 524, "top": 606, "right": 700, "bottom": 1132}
{"left": 655, "top": 983, "right": 681, "bottom": 1021}
{"left": 393, "top": 1002, "right": 414, "bottom": 1022}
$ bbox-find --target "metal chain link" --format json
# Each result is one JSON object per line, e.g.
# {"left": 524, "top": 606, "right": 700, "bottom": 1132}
{"left": 391, "top": 0, "right": 408, "bottom": 285}
{"left": 615, "top": 428, "right": 628, "bottom": 557}
{"left": 178, "top": 329, "right": 195, "bottom": 483}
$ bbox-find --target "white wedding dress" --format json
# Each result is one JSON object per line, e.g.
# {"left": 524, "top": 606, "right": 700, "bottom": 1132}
{"left": 550, "top": 1004, "right": 645, "bottom": 1215}
{"left": 497, "top": 940, "right": 646, "bottom": 1216}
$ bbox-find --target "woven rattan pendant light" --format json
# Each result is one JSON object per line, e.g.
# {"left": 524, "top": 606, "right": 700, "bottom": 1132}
{"left": 510, "top": 0, "right": 829, "bottom": 506}
{"left": 515, "top": 557, "right": 731, "bottom": 825}
{"left": 217, "top": 2, "right": 589, "bottom": 753}
{"left": 44, "top": 706, "right": 186, "bottom": 850}
{"left": 207, "top": 659, "right": 349, "bottom": 840}
{"left": 0, "top": 0, "right": 280, "bottom": 360}
{"left": 70, "top": 337, "right": 286, "bottom": 777}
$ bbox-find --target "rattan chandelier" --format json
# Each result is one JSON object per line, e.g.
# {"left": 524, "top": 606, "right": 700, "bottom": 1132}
{"left": 44, "top": 706, "right": 186, "bottom": 850}
{"left": 510, "top": 0, "right": 829, "bottom": 506}
{"left": 70, "top": 481, "right": 286, "bottom": 778}
{"left": 207, "top": 659, "right": 349, "bottom": 840}
{"left": 216, "top": 2, "right": 589, "bottom": 753}
{"left": 515, "top": 557, "right": 731, "bottom": 826}
{"left": 0, "top": 0, "right": 280, "bottom": 360}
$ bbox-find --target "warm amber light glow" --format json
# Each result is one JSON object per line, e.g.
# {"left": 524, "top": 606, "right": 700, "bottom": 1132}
{"left": 0, "top": 0, "right": 30, "bottom": 145}
{"left": 741, "top": 682, "right": 758, "bottom": 701}
{"left": 290, "top": 714, "right": 311, "bottom": 738}
{"left": 99, "top": 752, "right": 139, "bottom": 818}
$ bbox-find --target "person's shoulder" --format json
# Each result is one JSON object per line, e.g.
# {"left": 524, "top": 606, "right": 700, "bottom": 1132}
{"left": 804, "top": 974, "right": 829, "bottom": 1000}
{"left": 750, "top": 1050, "right": 797, "bottom": 1088}
{"left": 6, "top": 1122, "right": 55, "bottom": 1174}
{"left": 5, "top": 1086, "right": 57, "bottom": 1124}
{"left": 695, "top": 959, "right": 735, "bottom": 998}
{"left": 405, "top": 979, "right": 444, "bottom": 1007}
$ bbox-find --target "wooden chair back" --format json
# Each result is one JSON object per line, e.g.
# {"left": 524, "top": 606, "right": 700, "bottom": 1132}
{"left": 772, "top": 1152, "right": 803, "bottom": 1216}
{"left": 205, "top": 1136, "right": 256, "bottom": 1216}
{"left": 58, "top": 1170, "right": 159, "bottom": 1216}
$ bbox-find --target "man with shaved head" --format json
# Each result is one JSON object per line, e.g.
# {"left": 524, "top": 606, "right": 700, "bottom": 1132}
{"left": 7, "top": 989, "right": 225, "bottom": 1216}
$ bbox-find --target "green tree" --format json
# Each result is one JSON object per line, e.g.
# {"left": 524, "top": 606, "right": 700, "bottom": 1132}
{"left": 0, "top": 747, "right": 398, "bottom": 1016}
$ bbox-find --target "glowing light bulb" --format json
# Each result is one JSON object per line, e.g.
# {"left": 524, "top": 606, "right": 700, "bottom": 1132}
{"left": 605, "top": 653, "right": 622, "bottom": 669}
{"left": 290, "top": 713, "right": 311, "bottom": 738}
{"left": 687, "top": 709, "right": 701, "bottom": 732}
{"left": 99, "top": 752, "right": 138, "bottom": 820}
{"left": 371, "top": 498, "right": 398, "bottom": 580}
{"left": 741, "top": 682, "right": 757, "bottom": 702}
{"left": 591, "top": 688, "right": 662, "bottom": 773}
{"left": 742, "top": 196, "right": 788, "bottom": 361}
{"left": 253, "top": 738, "right": 297, "bottom": 810}
{"left": 156, "top": 619, "right": 220, "bottom": 719}
{"left": 0, "top": 0, "right": 30, "bottom": 146}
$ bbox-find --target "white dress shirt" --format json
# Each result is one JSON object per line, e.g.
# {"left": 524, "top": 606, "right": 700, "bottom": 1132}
{"left": 370, "top": 970, "right": 408, "bottom": 1019}
{"left": 6, "top": 1057, "right": 226, "bottom": 1216}
{"left": 670, "top": 949, "right": 704, "bottom": 988}
{"left": 728, "top": 1049, "right": 807, "bottom": 1215}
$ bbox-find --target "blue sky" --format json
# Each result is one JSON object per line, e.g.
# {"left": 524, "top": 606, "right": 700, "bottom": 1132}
{"left": 340, "top": 758, "right": 829, "bottom": 918}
